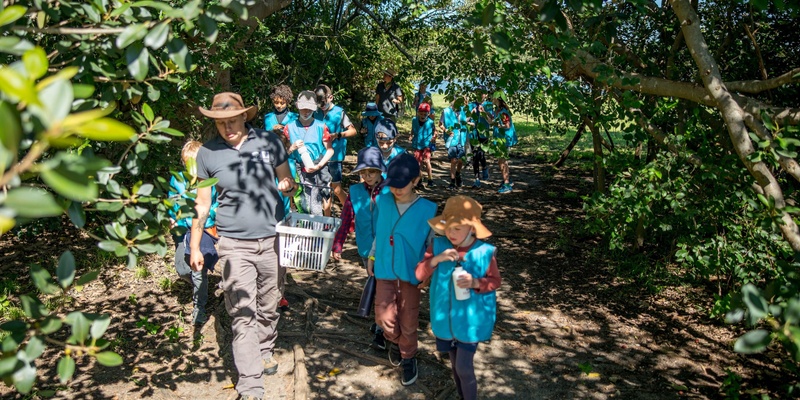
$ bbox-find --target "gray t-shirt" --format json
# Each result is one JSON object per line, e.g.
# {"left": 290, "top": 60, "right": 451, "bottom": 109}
{"left": 196, "top": 127, "right": 289, "bottom": 239}
{"left": 375, "top": 81, "right": 403, "bottom": 118}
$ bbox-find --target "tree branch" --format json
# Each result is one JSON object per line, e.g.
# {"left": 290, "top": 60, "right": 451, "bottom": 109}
{"left": 726, "top": 67, "right": 800, "bottom": 94}
{"left": 350, "top": 0, "right": 415, "bottom": 64}
{"left": 670, "top": 0, "right": 800, "bottom": 252}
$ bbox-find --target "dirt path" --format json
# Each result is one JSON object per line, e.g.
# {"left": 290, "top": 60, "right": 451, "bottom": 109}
{"left": 0, "top": 142, "right": 777, "bottom": 399}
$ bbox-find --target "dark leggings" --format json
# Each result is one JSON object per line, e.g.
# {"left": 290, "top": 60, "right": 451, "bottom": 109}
{"left": 471, "top": 145, "right": 487, "bottom": 177}
{"left": 449, "top": 346, "right": 478, "bottom": 400}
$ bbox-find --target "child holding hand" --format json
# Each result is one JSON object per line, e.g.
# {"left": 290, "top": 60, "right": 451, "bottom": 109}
{"left": 415, "top": 195, "right": 501, "bottom": 400}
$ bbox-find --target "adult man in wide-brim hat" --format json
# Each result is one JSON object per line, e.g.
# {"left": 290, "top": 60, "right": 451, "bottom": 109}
{"left": 375, "top": 67, "right": 404, "bottom": 121}
{"left": 191, "top": 91, "right": 297, "bottom": 400}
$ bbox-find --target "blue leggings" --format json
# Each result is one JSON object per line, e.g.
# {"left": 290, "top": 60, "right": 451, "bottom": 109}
{"left": 437, "top": 339, "right": 478, "bottom": 400}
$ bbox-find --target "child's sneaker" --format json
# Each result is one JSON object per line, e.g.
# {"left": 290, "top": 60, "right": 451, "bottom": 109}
{"left": 427, "top": 179, "right": 435, "bottom": 188}
{"left": 401, "top": 357, "right": 418, "bottom": 386}
{"left": 372, "top": 331, "right": 386, "bottom": 350}
{"left": 482, "top": 168, "right": 489, "bottom": 180}
{"left": 448, "top": 180, "right": 456, "bottom": 190}
{"left": 471, "top": 179, "right": 480, "bottom": 188}
{"left": 388, "top": 343, "right": 402, "bottom": 366}
{"left": 455, "top": 174, "right": 462, "bottom": 188}
{"left": 498, "top": 183, "right": 512, "bottom": 194}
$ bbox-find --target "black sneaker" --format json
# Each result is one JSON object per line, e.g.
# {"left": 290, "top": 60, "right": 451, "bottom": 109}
{"left": 372, "top": 331, "right": 386, "bottom": 350}
{"left": 427, "top": 179, "right": 435, "bottom": 187}
{"left": 388, "top": 343, "right": 402, "bottom": 366}
{"left": 370, "top": 323, "right": 379, "bottom": 334}
{"left": 455, "top": 174, "right": 462, "bottom": 187}
{"left": 448, "top": 181, "right": 456, "bottom": 190}
{"left": 401, "top": 357, "right": 418, "bottom": 386}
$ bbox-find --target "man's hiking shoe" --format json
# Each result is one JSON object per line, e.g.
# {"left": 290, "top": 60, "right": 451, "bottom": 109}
{"left": 279, "top": 297, "right": 289, "bottom": 312}
{"left": 262, "top": 357, "right": 279, "bottom": 375}
{"left": 498, "top": 183, "right": 512, "bottom": 194}
{"left": 401, "top": 357, "right": 418, "bottom": 386}
{"left": 388, "top": 343, "right": 402, "bottom": 366}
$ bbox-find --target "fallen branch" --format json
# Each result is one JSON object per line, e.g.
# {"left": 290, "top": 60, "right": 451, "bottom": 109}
{"left": 293, "top": 344, "right": 310, "bottom": 400}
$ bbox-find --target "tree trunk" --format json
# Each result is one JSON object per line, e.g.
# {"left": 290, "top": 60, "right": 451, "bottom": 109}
{"left": 553, "top": 121, "right": 586, "bottom": 167}
{"left": 587, "top": 118, "right": 605, "bottom": 193}
{"left": 670, "top": 0, "right": 800, "bottom": 252}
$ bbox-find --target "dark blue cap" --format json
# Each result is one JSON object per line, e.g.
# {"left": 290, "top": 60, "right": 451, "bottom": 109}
{"left": 361, "top": 102, "right": 382, "bottom": 117}
{"left": 374, "top": 119, "right": 397, "bottom": 139}
{"left": 352, "top": 146, "right": 385, "bottom": 174}
{"left": 384, "top": 153, "right": 419, "bottom": 188}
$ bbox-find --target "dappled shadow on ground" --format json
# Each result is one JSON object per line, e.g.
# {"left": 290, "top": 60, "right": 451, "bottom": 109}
{"left": 0, "top": 142, "right": 787, "bottom": 399}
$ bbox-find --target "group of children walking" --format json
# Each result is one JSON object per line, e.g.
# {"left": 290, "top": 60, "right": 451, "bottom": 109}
{"left": 171, "top": 82, "right": 508, "bottom": 399}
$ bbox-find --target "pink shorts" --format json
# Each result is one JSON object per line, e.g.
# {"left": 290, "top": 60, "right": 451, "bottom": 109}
{"left": 414, "top": 148, "right": 431, "bottom": 163}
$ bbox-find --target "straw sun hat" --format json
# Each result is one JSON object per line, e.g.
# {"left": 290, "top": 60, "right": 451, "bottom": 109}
{"left": 428, "top": 196, "right": 492, "bottom": 239}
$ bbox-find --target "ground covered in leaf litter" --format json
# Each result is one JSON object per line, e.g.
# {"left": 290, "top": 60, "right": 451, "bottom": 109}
{"left": 0, "top": 142, "right": 790, "bottom": 399}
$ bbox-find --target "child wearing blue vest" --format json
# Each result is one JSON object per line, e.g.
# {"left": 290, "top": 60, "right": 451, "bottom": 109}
{"left": 409, "top": 103, "right": 437, "bottom": 189}
{"left": 314, "top": 84, "right": 357, "bottom": 216}
{"left": 415, "top": 195, "right": 501, "bottom": 400}
{"left": 360, "top": 102, "right": 384, "bottom": 148}
{"left": 374, "top": 119, "right": 405, "bottom": 174}
{"left": 440, "top": 98, "right": 468, "bottom": 190}
{"left": 487, "top": 96, "right": 518, "bottom": 194}
{"left": 168, "top": 140, "right": 220, "bottom": 326}
{"left": 367, "top": 153, "right": 437, "bottom": 386}
{"left": 284, "top": 91, "right": 334, "bottom": 216}
{"left": 265, "top": 84, "right": 300, "bottom": 216}
{"left": 331, "top": 146, "right": 389, "bottom": 349}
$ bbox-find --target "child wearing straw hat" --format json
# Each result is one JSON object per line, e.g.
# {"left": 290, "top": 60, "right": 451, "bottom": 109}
{"left": 415, "top": 195, "right": 502, "bottom": 400}
{"left": 368, "top": 153, "right": 437, "bottom": 386}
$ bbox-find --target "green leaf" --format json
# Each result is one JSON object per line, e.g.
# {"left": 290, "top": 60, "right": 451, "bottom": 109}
{"left": 22, "top": 47, "right": 48, "bottom": 81}
{"left": 734, "top": 329, "right": 772, "bottom": 354}
{"left": 144, "top": 21, "right": 170, "bottom": 49}
{"left": 0, "top": 66, "right": 40, "bottom": 106}
{"left": 75, "top": 270, "right": 99, "bottom": 286}
{"left": 2, "top": 187, "right": 62, "bottom": 218}
{"left": 742, "top": 283, "right": 769, "bottom": 325}
{"left": 40, "top": 163, "right": 98, "bottom": 202}
{"left": 0, "top": 5, "right": 27, "bottom": 27}
{"left": 57, "top": 251, "right": 76, "bottom": 288}
{"left": 73, "top": 83, "right": 95, "bottom": 99}
{"left": 136, "top": 183, "right": 154, "bottom": 196}
{"left": 146, "top": 85, "right": 160, "bottom": 101}
{"left": 73, "top": 118, "right": 137, "bottom": 141}
{"left": 65, "top": 312, "right": 90, "bottom": 344}
{"left": 11, "top": 359, "right": 36, "bottom": 394}
{"left": 196, "top": 178, "right": 218, "bottom": 189}
{"left": 57, "top": 356, "right": 75, "bottom": 384}
{"left": 30, "top": 264, "right": 60, "bottom": 295}
{"left": 95, "top": 351, "right": 123, "bottom": 367}
{"left": 142, "top": 103, "right": 154, "bottom": 122}
{"left": 24, "top": 336, "right": 45, "bottom": 361}
{"left": 156, "top": 127, "right": 184, "bottom": 137}
{"left": 0, "top": 356, "right": 22, "bottom": 376}
{"left": 0, "top": 100, "right": 21, "bottom": 169}
{"left": 0, "top": 320, "right": 27, "bottom": 333}
{"left": 39, "top": 316, "right": 62, "bottom": 335}
{"left": 0, "top": 36, "right": 34, "bottom": 56}
{"left": 198, "top": 14, "right": 218, "bottom": 44}
{"left": 90, "top": 315, "right": 111, "bottom": 339}
{"left": 20, "top": 295, "right": 48, "bottom": 319}
{"left": 115, "top": 23, "right": 149, "bottom": 49}
{"left": 167, "top": 38, "right": 192, "bottom": 72}
{"left": 98, "top": 240, "right": 122, "bottom": 252}
{"left": 67, "top": 201, "right": 85, "bottom": 228}
{"left": 125, "top": 43, "right": 150, "bottom": 82}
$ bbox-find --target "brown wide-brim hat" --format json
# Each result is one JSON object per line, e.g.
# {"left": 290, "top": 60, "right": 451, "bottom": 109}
{"left": 428, "top": 195, "right": 491, "bottom": 239}
{"left": 199, "top": 92, "right": 257, "bottom": 121}
{"left": 383, "top": 68, "right": 398, "bottom": 78}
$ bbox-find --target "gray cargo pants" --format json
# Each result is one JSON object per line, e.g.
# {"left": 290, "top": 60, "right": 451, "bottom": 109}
{"left": 217, "top": 236, "right": 281, "bottom": 398}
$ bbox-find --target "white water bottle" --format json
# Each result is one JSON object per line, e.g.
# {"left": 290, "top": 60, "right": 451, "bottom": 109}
{"left": 296, "top": 143, "right": 315, "bottom": 170}
{"left": 452, "top": 266, "right": 471, "bottom": 300}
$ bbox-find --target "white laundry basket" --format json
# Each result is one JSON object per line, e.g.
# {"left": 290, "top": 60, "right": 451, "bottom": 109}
{"left": 276, "top": 212, "right": 342, "bottom": 271}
